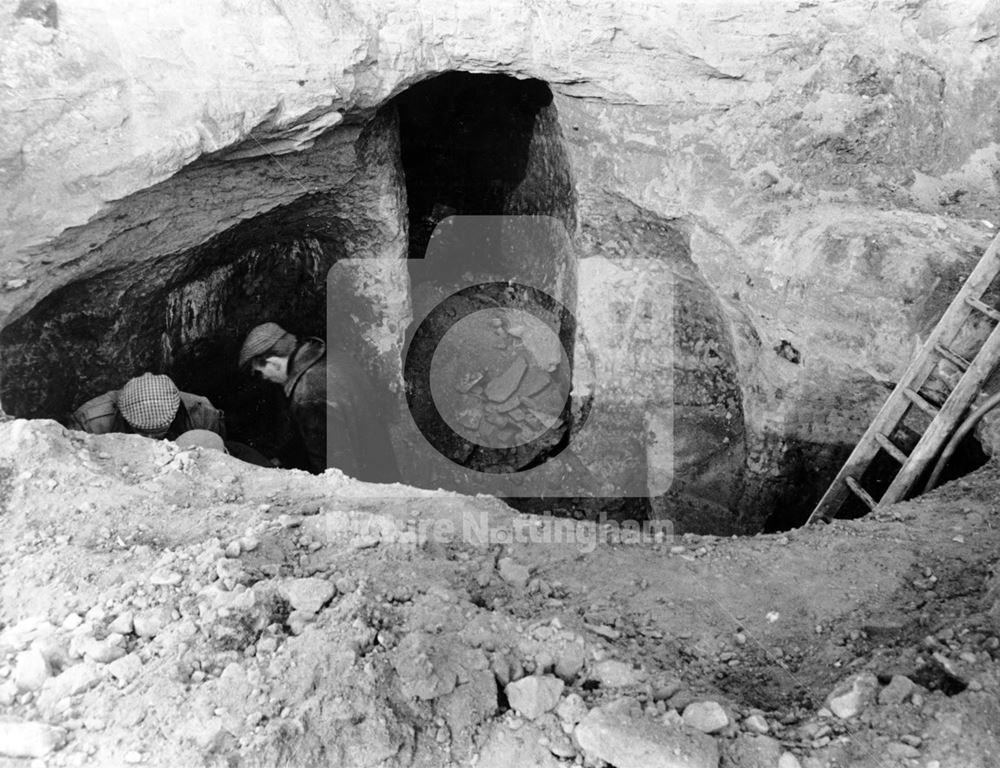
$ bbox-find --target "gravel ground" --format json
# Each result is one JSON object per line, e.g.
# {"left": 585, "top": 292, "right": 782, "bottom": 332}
{"left": 0, "top": 418, "right": 997, "bottom": 767}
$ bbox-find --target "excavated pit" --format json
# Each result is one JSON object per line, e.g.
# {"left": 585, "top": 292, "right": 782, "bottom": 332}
{"left": 3, "top": 4, "right": 1000, "bottom": 767}
{"left": 0, "top": 69, "right": 983, "bottom": 533}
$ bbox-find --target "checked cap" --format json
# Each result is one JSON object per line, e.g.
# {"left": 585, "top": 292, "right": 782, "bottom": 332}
{"left": 119, "top": 373, "right": 180, "bottom": 432}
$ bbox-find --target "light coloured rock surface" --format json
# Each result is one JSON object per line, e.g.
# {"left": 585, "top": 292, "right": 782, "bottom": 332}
{"left": 682, "top": 700, "right": 730, "bottom": 734}
{"left": 81, "top": 638, "right": 126, "bottom": 665}
{"left": 498, "top": 557, "right": 531, "bottom": 589}
{"left": 0, "top": 720, "right": 66, "bottom": 758}
{"left": 505, "top": 675, "right": 564, "bottom": 720}
{"left": 725, "top": 734, "right": 782, "bottom": 767}
{"left": 476, "top": 721, "right": 562, "bottom": 768}
{"left": 278, "top": 577, "right": 336, "bottom": 615}
{"left": 743, "top": 713, "right": 769, "bottom": 734}
{"left": 13, "top": 648, "right": 48, "bottom": 691}
{"left": 133, "top": 607, "right": 170, "bottom": 638}
{"left": 878, "top": 674, "right": 917, "bottom": 706}
{"left": 826, "top": 672, "right": 880, "bottom": 720}
{"left": 575, "top": 705, "right": 720, "bottom": 768}
{"left": 778, "top": 753, "right": 803, "bottom": 768}
{"left": 36, "top": 662, "right": 101, "bottom": 716}
{"left": 590, "top": 659, "right": 645, "bottom": 688}
{"left": 107, "top": 653, "right": 143, "bottom": 685}
{"left": 107, "top": 612, "right": 134, "bottom": 636}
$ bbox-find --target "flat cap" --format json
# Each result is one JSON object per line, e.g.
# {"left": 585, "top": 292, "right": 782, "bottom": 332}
{"left": 239, "top": 322, "right": 288, "bottom": 369}
{"left": 119, "top": 373, "right": 180, "bottom": 432}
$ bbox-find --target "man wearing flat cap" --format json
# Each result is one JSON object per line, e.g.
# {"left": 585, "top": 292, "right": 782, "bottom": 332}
{"left": 238, "top": 322, "right": 399, "bottom": 483}
{"left": 68, "top": 372, "right": 224, "bottom": 440}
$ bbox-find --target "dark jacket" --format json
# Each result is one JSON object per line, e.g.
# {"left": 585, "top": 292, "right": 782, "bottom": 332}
{"left": 68, "top": 390, "right": 225, "bottom": 440}
{"left": 284, "top": 338, "right": 400, "bottom": 483}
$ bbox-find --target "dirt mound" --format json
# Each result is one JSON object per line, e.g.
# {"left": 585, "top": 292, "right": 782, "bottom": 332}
{"left": 0, "top": 419, "right": 998, "bottom": 767}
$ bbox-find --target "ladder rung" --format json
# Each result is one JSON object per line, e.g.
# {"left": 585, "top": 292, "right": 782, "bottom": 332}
{"left": 874, "top": 433, "right": 908, "bottom": 464}
{"left": 903, "top": 387, "right": 940, "bottom": 417}
{"left": 844, "top": 477, "right": 877, "bottom": 511}
{"left": 934, "top": 344, "right": 971, "bottom": 371}
{"left": 965, "top": 296, "right": 1000, "bottom": 322}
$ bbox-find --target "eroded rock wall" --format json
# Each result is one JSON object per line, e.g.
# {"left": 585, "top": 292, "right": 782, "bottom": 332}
{"left": 3, "top": 0, "right": 1000, "bottom": 528}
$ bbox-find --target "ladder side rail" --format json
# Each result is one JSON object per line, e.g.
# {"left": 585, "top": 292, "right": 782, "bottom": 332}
{"left": 810, "top": 326, "right": 968, "bottom": 524}
{"left": 912, "top": 231, "right": 1000, "bottom": 355}
{"left": 880, "top": 317, "right": 1000, "bottom": 505}
{"left": 808, "top": 231, "right": 1000, "bottom": 524}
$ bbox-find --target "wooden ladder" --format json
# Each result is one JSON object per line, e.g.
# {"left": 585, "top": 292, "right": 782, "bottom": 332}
{"left": 807, "top": 230, "right": 1000, "bottom": 523}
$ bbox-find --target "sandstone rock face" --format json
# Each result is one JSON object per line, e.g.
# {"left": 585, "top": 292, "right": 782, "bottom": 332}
{"left": 3, "top": 0, "right": 1000, "bottom": 529}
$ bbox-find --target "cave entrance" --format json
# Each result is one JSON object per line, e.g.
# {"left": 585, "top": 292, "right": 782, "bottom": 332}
{"left": 385, "top": 72, "right": 585, "bottom": 501}
{"left": 0, "top": 109, "right": 408, "bottom": 472}
{"left": 394, "top": 71, "right": 574, "bottom": 260}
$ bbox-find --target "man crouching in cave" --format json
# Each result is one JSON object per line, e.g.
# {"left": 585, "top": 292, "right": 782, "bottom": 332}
{"left": 238, "top": 322, "right": 400, "bottom": 484}
{"left": 68, "top": 372, "right": 224, "bottom": 439}
{"left": 67, "top": 373, "right": 272, "bottom": 466}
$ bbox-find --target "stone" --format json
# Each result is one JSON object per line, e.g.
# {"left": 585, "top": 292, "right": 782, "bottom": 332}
{"left": 225, "top": 541, "right": 242, "bottom": 558}
{"left": 554, "top": 643, "right": 585, "bottom": 681}
{"left": 27, "top": 635, "right": 67, "bottom": 670}
{"left": 887, "top": 742, "right": 920, "bottom": 759}
{"left": 476, "top": 721, "right": 562, "bottom": 768}
{"left": 435, "top": 670, "right": 499, "bottom": 762}
{"left": 133, "top": 607, "right": 170, "bottom": 638}
{"left": 778, "top": 754, "right": 802, "bottom": 768}
{"left": 61, "top": 613, "right": 83, "bottom": 631}
{"left": 585, "top": 622, "right": 620, "bottom": 640}
{"left": 278, "top": 577, "right": 335, "bottom": 614}
{"left": 505, "top": 675, "right": 564, "bottom": 720}
{"left": 743, "top": 714, "right": 769, "bottom": 734}
{"left": 826, "top": 672, "right": 879, "bottom": 720}
{"left": 725, "top": 734, "right": 782, "bottom": 767}
{"left": 0, "top": 680, "right": 17, "bottom": 706}
{"left": 878, "top": 674, "right": 916, "bottom": 706}
{"left": 498, "top": 557, "right": 530, "bottom": 589}
{"left": 107, "top": 653, "right": 143, "bottom": 685}
{"left": 215, "top": 558, "right": 242, "bottom": 582}
{"left": 682, "top": 701, "right": 729, "bottom": 734}
{"left": 67, "top": 626, "right": 95, "bottom": 660}
{"left": 108, "top": 611, "right": 135, "bottom": 635}
{"left": 555, "top": 692, "right": 588, "bottom": 726}
{"left": 150, "top": 570, "right": 182, "bottom": 586}
{"left": 286, "top": 610, "right": 313, "bottom": 635}
{"left": 486, "top": 356, "right": 528, "bottom": 402}
{"left": 652, "top": 680, "right": 683, "bottom": 701}
{"left": 36, "top": 662, "right": 101, "bottom": 714}
{"left": 590, "top": 659, "right": 645, "bottom": 688}
{"left": 575, "top": 706, "right": 719, "bottom": 768}
{"left": 0, "top": 721, "right": 67, "bottom": 758}
{"left": 13, "top": 649, "right": 49, "bottom": 691}
{"left": 335, "top": 576, "right": 356, "bottom": 595}
{"left": 82, "top": 638, "right": 126, "bottom": 664}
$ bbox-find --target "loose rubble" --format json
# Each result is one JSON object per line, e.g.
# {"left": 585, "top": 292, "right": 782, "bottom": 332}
{"left": 0, "top": 420, "right": 998, "bottom": 766}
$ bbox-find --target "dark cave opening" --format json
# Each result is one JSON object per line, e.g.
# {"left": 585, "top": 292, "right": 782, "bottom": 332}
{"left": 386, "top": 72, "right": 603, "bottom": 513}
{"left": 0, "top": 109, "right": 404, "bottom": 471}
{"left": 393, "top": 71, "right": 571, "bottom": 261}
